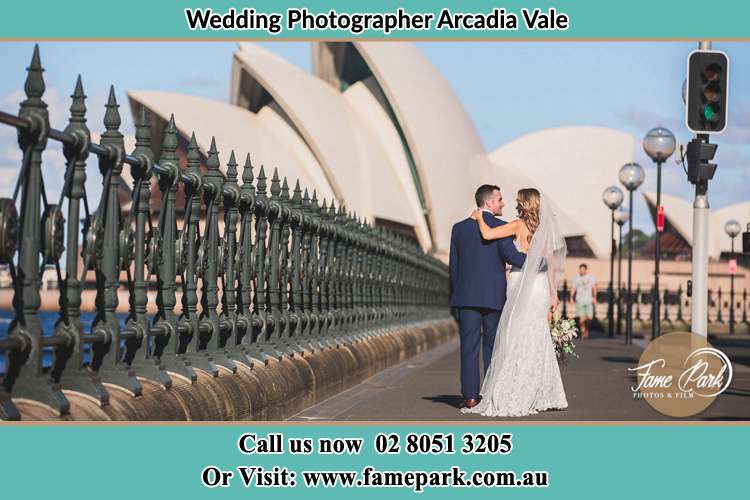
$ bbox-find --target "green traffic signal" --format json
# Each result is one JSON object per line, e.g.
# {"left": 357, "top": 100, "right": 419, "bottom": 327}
{"left": 686, "top": 50, "right": 729, "bottom": 134}
{"left": 703, "top": 104, "right": 718, "bottom": 122}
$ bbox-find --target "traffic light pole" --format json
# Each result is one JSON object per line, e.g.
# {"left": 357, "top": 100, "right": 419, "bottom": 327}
{"left": 690, "top": 158, "right": 710, "bottom": 338}
{"left": 687, "top": 40, "right": 718, "bottom": 339}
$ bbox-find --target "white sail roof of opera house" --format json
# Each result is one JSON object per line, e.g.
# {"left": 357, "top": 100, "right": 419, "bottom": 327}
{"left": 341, "top": 79, "right": 431, "bottom": 249}
{"left": 231, "top": 42, "right": 432, "bottom": 251}
{"left": 126, "top": 43, "right": 641, "bottom": 261}
{"left": 477, "top": 153, "right": 584, "bottom": 241}
{"left": 312, "top": 42, "right": 490, "bottom": 259}
{"left": 489, "top": 126, "right": 635, "bottom": 259}
{"left": 644, "top": 191, "right": 750, "bottom": 258}
{"left": 126, "top": 90, "right": 334, "bottom": 200}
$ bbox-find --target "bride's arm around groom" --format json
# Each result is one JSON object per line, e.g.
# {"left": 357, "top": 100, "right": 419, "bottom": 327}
{"left": 470, "top": 211, "right": 525, "bottom": 244}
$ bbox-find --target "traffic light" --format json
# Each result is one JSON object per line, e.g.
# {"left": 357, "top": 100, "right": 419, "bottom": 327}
{"left": 685, "top": 138, "right": 717, "bottom": 184}
{"left": 685, "top": 50, "right": 729, "bottom": 134}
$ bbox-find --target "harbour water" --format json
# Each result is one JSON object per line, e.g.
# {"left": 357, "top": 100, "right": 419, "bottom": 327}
{"left": 0, "top": 311, "right": 134, "bottom": 373}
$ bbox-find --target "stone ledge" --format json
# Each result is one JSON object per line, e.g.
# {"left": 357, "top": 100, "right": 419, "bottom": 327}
{"left": 13, "top": 317, "right": 458, "bottom": 421}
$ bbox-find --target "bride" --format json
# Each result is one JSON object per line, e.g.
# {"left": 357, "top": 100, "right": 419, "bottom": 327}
{"left": 462, "top": 188, "right": 568, "bottom": 417}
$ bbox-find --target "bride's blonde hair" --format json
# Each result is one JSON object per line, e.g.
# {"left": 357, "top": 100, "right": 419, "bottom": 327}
{"left": 517, "top": 188, "right": 541, "bottom": 243}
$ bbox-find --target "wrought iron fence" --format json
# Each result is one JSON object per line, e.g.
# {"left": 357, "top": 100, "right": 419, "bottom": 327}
{"left": 558, "top": 280, "right": 750, "bottom": 335}
{"left": 0, "top": 46, "right": 450, "bottom": 420}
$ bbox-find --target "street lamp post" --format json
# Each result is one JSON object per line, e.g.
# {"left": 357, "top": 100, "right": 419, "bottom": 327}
{"left": 602, "top": 186, "right": 624, "bottom": 338}
{"left": 619, "top": 162, "right": 645, "bottom": 345}
{"left": 643, "top": 127, "right": 676, "bottom": 340}
{"left": 725, "top": 219, "right": 741, "bottom": 335}
{"left": 614, "top": 206, "right": 629, "bottom": 336}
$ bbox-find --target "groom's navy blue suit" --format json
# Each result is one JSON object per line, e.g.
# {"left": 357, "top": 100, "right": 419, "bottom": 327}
{"left": 449, "top": 212, "right": 526, "bottom": 400}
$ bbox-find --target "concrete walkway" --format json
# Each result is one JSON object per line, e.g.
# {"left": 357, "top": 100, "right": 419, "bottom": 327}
{"left": 290, "top": 332, "right": 750, "bottom": 421}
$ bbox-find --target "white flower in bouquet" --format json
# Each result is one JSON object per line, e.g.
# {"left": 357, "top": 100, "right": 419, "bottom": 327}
{"left": 549, "top": 313, "right": 579, "bottom": 362}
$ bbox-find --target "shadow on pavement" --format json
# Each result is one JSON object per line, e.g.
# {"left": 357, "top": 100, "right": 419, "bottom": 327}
{"left": 700, "top": 416, "right": 750, "bottom": 421}
{"left": 724, "top": 387, "right": 750, "bottom": 398}
{"left": 600, "top": 356, "right": 640, "bottom": 364}
{"left": 423, "top": 395, "right": 464, "bottom": 409}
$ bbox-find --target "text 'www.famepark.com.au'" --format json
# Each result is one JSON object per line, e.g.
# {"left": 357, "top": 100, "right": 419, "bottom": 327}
{"left": 202, "top": 465, "right": 550, "bottom": 492}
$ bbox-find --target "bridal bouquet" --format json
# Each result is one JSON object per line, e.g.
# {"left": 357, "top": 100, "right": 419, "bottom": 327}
{"left": 550, "top": 316, "right": 579, "bottom": 363}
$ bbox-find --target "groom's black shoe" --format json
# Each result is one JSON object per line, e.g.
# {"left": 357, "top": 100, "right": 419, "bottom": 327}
{"left": 461, "top": 397, "right": 481, "bottom": 409}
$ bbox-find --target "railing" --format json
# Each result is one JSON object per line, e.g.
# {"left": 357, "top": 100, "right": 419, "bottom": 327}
{"left": 557, "top": 280, "right": 750, "bottom": 334}
{"left": 0, "top": 46, "right": 450, "bottom": 420}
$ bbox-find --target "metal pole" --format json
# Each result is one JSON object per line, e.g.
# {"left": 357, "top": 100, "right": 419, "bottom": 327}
{"left": 691, "top": 190, "right": 710, "bottom": 337}
{"left": 608, "top": 209, "right": 616, "bottom": 337}
{"left": 617, "top": 222, "right": 624, "bottom": 336}
{"left": 691, "top": 145, "right": 710, "bottom": 338}
{"left": 730, "top": 238, "right": 735, "bottom": 335}
{"left": 653, "top": 159, "right": 663, "bottom": 339}
{"left": 626, "top": 190, "right": 634, "bottom": 345}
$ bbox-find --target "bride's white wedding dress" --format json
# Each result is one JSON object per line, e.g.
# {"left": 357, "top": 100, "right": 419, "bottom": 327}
{"left": 462, "top": 198, "right": 568, "bottom": 417}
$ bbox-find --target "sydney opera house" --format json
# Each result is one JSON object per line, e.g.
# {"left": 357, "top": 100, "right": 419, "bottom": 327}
{"left": 125, "top": 41, "right": 748, "bottom": 297}
{"left": 126, "top": 41, "right": 637, "bottom": 263}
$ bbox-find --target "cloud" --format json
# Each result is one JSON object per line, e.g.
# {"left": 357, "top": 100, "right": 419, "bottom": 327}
{"left": 619, "top": 102, "right": 750, "bottom": 214}
{"left": 0, "top": 89, "right": 24, "bottom": 109}
{"left": 728, "top": 101, "right": 750, "bottom": 127}
{"left": 618, "top": 102, "right": 750, "bottom": 146}
{"left": 0, "top": 167, "right": 18, "bottom": 198}
{"left": 722, "top": 128, "right": 750, "bottom": 144}
{"left": 178, "top": 75, "right": 224, "bottom": 88}
{"left": 0, "top": 87, "right": 137, "bottom": 206}
{"left": 618, "top": 108, "right": 678, "bottom": 131}
{"left": 713, "top": 144, "right": 750, "bottom": 168}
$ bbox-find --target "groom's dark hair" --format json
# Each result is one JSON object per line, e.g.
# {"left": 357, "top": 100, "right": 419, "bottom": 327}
{"left": 475, "top": 184, "right": 500, "bottom": 207}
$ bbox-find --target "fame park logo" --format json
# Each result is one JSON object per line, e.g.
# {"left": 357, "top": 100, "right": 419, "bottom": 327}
{"left": 628, "top": 331, "right": 733, "bottom": 417}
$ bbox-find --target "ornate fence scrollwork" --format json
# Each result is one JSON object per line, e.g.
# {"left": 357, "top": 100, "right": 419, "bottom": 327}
{"left": 0, "top": 46, "right": 451, "bottom": 420}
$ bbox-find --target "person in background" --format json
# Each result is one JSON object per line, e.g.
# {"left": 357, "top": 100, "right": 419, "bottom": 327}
{"left": 570, "top": 263, "right": 597, "bottom": 339}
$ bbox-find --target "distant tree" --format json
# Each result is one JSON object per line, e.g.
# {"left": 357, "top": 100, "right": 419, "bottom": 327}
{"left": 621, "top": 229, "right": 653, "bottom": 253}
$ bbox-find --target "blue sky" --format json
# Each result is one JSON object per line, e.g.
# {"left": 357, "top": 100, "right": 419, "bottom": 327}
{"left": 0, "top": 41, "right": 748, "bottom": 230}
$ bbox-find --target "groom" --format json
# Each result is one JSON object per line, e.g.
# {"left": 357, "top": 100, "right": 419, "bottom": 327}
{"left": 449, "top": 185, "right": 526, "bottom": 409}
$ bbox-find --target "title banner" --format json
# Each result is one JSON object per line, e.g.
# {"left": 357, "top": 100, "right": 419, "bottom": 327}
{"left": 1, "top": 0, "right": 748, "bottom": 39}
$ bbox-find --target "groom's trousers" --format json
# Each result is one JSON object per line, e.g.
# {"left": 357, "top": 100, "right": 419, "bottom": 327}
{"left": 457, "top": 307, "right": 501, "bottom": 400}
